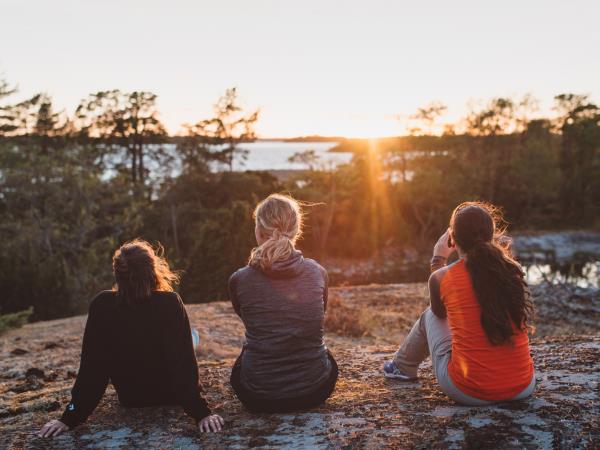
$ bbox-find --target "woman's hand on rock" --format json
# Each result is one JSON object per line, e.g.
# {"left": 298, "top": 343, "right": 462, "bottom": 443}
{"left": 198, "top": 414, "right": 225, "bottom": 433}
{"left": 38, "top": 419, "right": 69, "bottom": 438}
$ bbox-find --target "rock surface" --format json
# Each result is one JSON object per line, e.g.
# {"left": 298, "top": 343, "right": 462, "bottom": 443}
{"left": 512, "top": 231, "right": 600, "bottom": 263}
{"left": 1, "top": 283, "right": 598, "bottom": 449}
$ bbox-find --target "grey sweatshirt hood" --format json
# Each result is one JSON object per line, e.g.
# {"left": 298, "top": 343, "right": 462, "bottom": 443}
{"left": 261, "top": 250, "right": 305, "bottom": 279}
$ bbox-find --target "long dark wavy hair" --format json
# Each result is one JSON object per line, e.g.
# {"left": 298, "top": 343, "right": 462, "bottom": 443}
{"left": 450, "top": 202, "right": 534, "bottom": 345}
{"left": 112, "top": 239, "right": 180, "bottom": 304}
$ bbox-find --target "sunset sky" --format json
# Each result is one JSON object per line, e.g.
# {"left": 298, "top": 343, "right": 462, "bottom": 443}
{"left": 2, "top": 0, "right": 599, "bottom": 138}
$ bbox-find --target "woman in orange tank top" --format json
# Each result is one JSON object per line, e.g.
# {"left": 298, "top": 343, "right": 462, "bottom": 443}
{"left": 383, "top": 202, "right": 535, "bottom": 405}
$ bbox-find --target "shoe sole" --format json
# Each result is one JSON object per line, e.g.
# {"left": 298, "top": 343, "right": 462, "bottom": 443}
{"left": 383, "top": 372, "right": 418, "bottom": 381}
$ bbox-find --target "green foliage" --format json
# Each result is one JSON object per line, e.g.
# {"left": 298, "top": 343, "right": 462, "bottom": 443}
{"left": 75, "top": 90, "right": 168, "bottom": 188}
{"left": 292, "top": 97, "right": 597, "bottom": 263}
{"left": 0, "top": 137, "right": 144, "bottom": 319}
{"left": 146, "top": 169, "right": 281, "bottom": 302}
{"left": 181, "top": 202, "right": 255, "bottom": 301}
{"left": 288, "top": 149, "right": 320, "bottom": 170}
{"left": 554, "top": 94, "right": 600, "bottom": 224}
{"left": 0, "top": 307, "right": 33, "bottom": 334}
{"left": 183, "top": 87, "right": 259, "bottom": 172}
{"left": 1, "top": 75, "right": 598, "bottom": 321}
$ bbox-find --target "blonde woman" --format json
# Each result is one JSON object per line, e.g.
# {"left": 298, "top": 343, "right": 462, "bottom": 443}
{"left": 228, "top": 194, "right": 338, "bottom": 412}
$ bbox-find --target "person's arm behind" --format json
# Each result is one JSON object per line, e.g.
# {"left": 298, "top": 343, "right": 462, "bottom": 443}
{"left": 163, "top": 294, "right": 224, "bottom": 432}
{"left": 228, "top": 272, "right": 241, "bottom": 317}
{"left": 323, "top": 269, "right": 329, "bottom": 313}
{"left": 429, "top": 271, "right": 447, "bottom": 318}
{"left": 430, "top": 229, "right": 455, "bottom": 318}
{"left": 40, "top": 297, "right": 109, "bottom": 437}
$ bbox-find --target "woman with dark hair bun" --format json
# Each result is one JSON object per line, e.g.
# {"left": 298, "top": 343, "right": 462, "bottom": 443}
{"left": 38, "top": 240, "right": 224, "bottom": 438}
{"left": 383, "top": 202, "right": 535, "bottom": 405}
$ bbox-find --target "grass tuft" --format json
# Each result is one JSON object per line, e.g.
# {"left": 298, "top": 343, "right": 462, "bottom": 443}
{"left": 0, "top": 307, "right": 33, "bottom": 334}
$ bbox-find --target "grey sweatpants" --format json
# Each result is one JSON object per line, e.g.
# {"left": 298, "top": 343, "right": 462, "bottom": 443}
{"left": 393, "top": 307, "right": 535, "bottom": 406}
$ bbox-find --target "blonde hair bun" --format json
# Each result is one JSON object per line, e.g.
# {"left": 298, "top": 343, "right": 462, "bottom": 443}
{"left": 249, "top": 194, "right": 303, "bottom": 270}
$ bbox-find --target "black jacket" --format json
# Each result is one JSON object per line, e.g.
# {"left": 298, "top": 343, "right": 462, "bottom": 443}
{"left": 60, "top": 291, "right": 210, "bottom": 427}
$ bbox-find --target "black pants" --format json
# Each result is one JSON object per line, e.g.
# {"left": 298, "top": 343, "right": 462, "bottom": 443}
{"left": 230, "top": 350, "right": 339, "bottom": 413}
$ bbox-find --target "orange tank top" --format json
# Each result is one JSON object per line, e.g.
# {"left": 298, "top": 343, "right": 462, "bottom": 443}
{"left": 441, "top": 260, "right": 533, "bottom": 401}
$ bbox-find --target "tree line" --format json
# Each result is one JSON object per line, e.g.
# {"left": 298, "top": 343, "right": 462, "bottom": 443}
{"left": 0, "top": 77, "right": 598, "bottom": 321}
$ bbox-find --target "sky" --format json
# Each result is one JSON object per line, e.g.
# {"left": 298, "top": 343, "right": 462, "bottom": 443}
{"left": 1, "top": 0, "right": 599, "bottom": 138}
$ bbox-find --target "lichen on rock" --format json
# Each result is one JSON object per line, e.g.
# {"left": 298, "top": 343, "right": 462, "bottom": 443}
{"left": 1, "top": 283, "right": 598, "bottom": 449}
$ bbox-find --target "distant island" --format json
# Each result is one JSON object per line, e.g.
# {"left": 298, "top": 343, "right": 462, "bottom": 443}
{"left": 162, "top": 135, "right": 346, "bottom": 145}
{"left": 264, "top": 136, "right": 347, "bottom": 143}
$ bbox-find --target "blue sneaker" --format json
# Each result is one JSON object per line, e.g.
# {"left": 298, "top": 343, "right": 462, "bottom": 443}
{"left": 383, "top": 361, "right": 417, "bottom": 381}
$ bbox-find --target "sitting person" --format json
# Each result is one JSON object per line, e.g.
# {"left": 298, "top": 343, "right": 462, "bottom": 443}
{"left": 229, "top": 194, "right": 338, "bottom": 412}
{"left": 384, "top": 202, "right": 535, "bottom": 405}
{"left": 39, "top": 240, "right": 223, "bottom": 438}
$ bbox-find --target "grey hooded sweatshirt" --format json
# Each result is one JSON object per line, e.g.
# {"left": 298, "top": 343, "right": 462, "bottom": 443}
{"left": 228, "top": 250, "right": 332, "bottom": 399}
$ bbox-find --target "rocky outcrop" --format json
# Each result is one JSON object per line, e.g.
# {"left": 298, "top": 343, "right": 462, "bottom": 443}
{"left": 512, "top": 231, "right": 600, "bottom": 263}
{"left": 1, "top": 283, "right": 598, "bottom": 449}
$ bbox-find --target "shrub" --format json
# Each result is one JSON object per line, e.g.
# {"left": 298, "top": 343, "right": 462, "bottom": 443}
{"left": 0, "top": 307, "right": 33, "bottom": 334}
